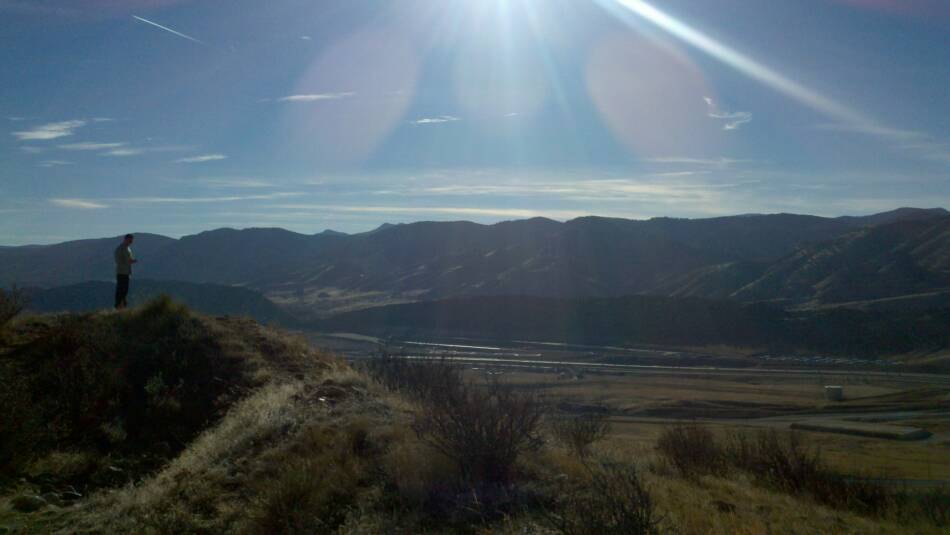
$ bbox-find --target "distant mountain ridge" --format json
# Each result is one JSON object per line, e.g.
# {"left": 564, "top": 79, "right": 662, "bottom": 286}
{"left": 24, "top": 279, "right": 294, "bottom": 325}
{"left": 1, "top": 207, "right": 946, "bottom": 316}
{"left": 659, "top": 215, "right": 950, "bottom": 306}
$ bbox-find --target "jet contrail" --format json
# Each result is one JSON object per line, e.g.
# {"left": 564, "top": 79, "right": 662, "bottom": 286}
{"left": 132, "top": 15, "right": 204, "bottom": 44}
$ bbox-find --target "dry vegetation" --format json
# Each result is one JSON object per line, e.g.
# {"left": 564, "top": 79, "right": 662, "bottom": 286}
{"left": 1, "top": 299, "right": 947, "bottom": 533}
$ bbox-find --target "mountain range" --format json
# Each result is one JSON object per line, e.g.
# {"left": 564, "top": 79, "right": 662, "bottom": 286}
{"left": 2, "top": 208, "right": 947, "bottom": 318}
{"left": 23, "top": 279, "right": 293, "bottom": 325}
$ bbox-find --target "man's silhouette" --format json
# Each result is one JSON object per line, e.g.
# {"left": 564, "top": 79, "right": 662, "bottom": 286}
{"left": 114, "top": 234, "right": 137, "bottom": 309}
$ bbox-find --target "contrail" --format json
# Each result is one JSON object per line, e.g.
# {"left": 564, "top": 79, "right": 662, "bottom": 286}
{"left": 132, "top": 15, "right": 204, "bottom": 44}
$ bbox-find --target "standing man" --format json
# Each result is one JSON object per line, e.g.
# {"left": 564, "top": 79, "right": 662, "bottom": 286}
{"left": 114, "top": 233, "right": 137, "bottom": 309}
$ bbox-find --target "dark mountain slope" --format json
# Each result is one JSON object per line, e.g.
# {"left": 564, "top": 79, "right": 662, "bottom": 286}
{"left": 837, "top": 207, "right": 948, "bottom": 227}
{"left": 661, "top": 216, "right": 950, "bottom": 305}
{"left": 315, "top": 294, "right": 950, "bottom": 357}
{"left": 0, "top": 233, "right": 175, "bottom": 287}
{"left": 144, "top": 227, "right": 331, "bottom": 284}
{"left": 1, "top": 209, "right": 946, "bottom": 315}
{"left": 24, "top": 279, "right": 294, "bottom": 325}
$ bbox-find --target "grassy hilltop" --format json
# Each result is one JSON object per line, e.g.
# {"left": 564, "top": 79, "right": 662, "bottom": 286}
{"left": 0, "top": 291, "right": 945, "bottom": 534}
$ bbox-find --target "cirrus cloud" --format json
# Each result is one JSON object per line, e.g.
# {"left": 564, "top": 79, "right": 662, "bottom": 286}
{"left": 50, "top": 198, "right": 108, "bottom": 209}
{"left": 12, "top": 120, "right": 86, "bottom": 141}
{"left": 175, "top": 153, "right": 227, "bottom": 163}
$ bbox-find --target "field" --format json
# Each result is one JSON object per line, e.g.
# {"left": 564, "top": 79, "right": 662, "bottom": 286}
{"left": 314, "top": 332, "right": 950, "bottom": 482}
{"left": 500, "top": 369, "right": 950, "bottom": 481}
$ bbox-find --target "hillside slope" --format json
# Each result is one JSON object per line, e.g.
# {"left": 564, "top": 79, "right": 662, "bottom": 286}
{"left": 1, "top": 209, "right": 945, "bottom": 316}
{"left": 314, "top": 294, "right": 950, "bottom": 358}
{"left": 1, "top": 301, "right": 943, "bottom": 534}
{"left": 662, "top": 216, "right": 950, "bottom": 306}
{"left": 24, "top": 279, "right": 295, "bottom": 325}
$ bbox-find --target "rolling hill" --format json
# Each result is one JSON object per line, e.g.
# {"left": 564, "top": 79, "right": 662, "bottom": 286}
{"left": 24, "top": 279, "right": 294, "bottom": 325}
{"left": 660, "top": 215, "right": 950, "bottom": 306}
{"left": 0, "top": 208, "right": 946, "bottom": 316}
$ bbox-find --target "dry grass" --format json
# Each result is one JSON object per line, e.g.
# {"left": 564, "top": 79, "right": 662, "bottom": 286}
{"left": 549, "top": 412, "right": 612, "bottom": 459}
{"left": 4, "top": 304, "right": 946, "bottom": 534}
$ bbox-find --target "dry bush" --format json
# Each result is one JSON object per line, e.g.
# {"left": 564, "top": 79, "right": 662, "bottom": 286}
{"left": 0, "top": 295, "right": 332, "bottom": 491}
{"left": 655, "top": 425, "right": 725, "bottom": 478}
{"left": 362, "top": 351, "right": 463, "bottom": 403}
{"left": 366, "top": 353, "right": 547, "bottom": 486}
{"left": 726, "top": 430, "right": 890, "bottom": 514}
{"left": 247, "top": 453, "right": 363, "bottom": 534}
{"left": 550, "top": 412, "right": 612, "bottom": 458}
{"left": 904, "top": 487, "right": 950, "bottom": 528}
{"left": 545, "top": 461, "right": 662, "bottom": 535}
{"left": 413, "top": 374, "right": 546, "bottom": 485}
{"left": 0, "top": 284, "right": 25, "bottom": 332}
{"left": 656, "top": 427, "right": 895, "bottom": 518}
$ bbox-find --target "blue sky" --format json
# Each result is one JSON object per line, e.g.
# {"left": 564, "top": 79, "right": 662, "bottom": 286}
{"left": 2, "top": 0, "right": 948, "bottom": 245}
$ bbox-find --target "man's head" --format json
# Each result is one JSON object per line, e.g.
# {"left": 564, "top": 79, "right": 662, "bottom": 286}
{"left": 123, "top": 233, "right": 134, "bottom": 245}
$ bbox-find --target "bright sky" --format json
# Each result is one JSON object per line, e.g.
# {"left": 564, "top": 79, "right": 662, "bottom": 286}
{"left": 2, "top": 0, "right": 949, "bottom": 244}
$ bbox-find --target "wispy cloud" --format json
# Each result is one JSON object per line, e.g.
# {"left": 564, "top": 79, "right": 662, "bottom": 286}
{"left": 198, "top": 177, "right": 274, "bottom": 188}
{"left": 646, "top": 156, "right": 749, "bottom": 167}
{"left": 102, "top": 148, "right": 144, "bottom": 157}
{"left": 413, "top": 115, "right": 461, "bottom": 125}
{"left": 92, "top": 117, "right": 114, "bottom": 122}
{"left": 300, "top": 35, "right": 311, "bottom": 40}
{"left": 38, "top": 160, "right": 72, "bottom": 167}
{"left": 815, "top": 123, "right": 950, "bottom": 164}
{"left": 115, "top": 192, "right": 302, "bottom": 204}
{"left": 273, "top": 203, "right": 590, "bottom": 220}
{"left": 132, "top": 15, "right": 204, "bottom": 44}
{"left": 380, "top": 179, "right": 741, "bottom": 204}
{"left": 12, "top": 120, "right": 85, "bottom": 141}
{"left": 43, "top": 192, "right": 302, "bottom": 210}
{"left": 703, "top": 97, "right": 752, "bottom": 130}
{"left": 276, "top": 92, "right": 355, "bottom": 102}
{"left": 175, "top": 153, "right": 227, "bottom": 163}
{"left": 814, "top": 122, "right": 924, "bottom": 140}
{"left": 19, "top": 146, "right": 44, "bottom": 154}
{"left": 58, "top": 142, "right": 127, "bottom": 151}
{"left": 50, "top": 198, "right": 107, "bottom": 210}
{"left": 98, "top": 145, "right": 190, "bottom": 157}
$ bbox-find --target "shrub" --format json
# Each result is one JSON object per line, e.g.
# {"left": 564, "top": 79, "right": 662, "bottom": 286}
{"left": 362, "top": 350, "right": 463, "bottom": 403}
{"left": 725, "top": 430, "right": 890, "bottom": 514}
{"left": 245, "top": 421, "right": 381, "bottom": 534}
{"left": 0, "top": 284, "right": 25, "bottom": 332}
{"left": 0, "top": 296, "right": 248, "bottom": 482}
{"left": 248, "top": 455, "right": 362, "bottom": 534}
{"left": 545, "top": 461, "right": 661, "bottom": 535}
{"left": 413, "top": 375, "right": 546, "bottom": 485}
{"left": 550, "top": 412, "right": 611, "bottom": 458}
{"left": 655, "top": 425, "right": 725, "bottom": 478}
{"left": 366, "top": 353, "right": 547, "bottom": 485}
{"left": 907, "top": 487, "right": 950, "bottom": 528}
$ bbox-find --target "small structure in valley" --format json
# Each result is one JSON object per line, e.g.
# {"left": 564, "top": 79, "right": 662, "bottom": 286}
{"left": 825, "top": 385, "right": 844, "bottom": 401}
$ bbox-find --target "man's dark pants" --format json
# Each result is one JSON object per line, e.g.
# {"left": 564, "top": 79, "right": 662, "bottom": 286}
{"left": 115, "top": 274, "right": 130, "bottom": 309}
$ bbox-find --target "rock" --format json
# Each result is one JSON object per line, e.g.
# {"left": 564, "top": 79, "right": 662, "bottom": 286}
{"left": 712, "top": 500, "right": 736, "bottom": 513}
{"left": 61, "top": 490, "right": 83, "bottom": 502}
{"left": 41, "top": 492, "right": 64, "bottom": 507}
{"left": 11, "top": 494, "right": 47, "bottom": 512}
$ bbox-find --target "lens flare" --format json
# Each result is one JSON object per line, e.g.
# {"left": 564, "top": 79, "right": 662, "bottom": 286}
{"left": 586, "top": 32, "right": 719, "bottom": 157}
{"left": 605, "top": 0, "right": 875, "bottom": 128}
{"left": 282, "top": 26, "right": 421, "bottom": 166}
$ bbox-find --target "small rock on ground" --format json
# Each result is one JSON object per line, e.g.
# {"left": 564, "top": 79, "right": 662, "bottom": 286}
{"left": 11, "top": 494, "right": 47, "bottom": 513}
